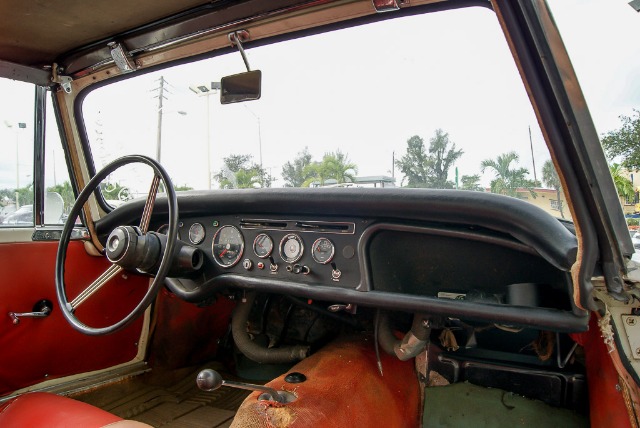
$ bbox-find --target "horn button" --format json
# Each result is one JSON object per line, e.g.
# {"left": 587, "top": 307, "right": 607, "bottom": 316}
{"left": 106, "top": 226, "right": 144, "bottom": 267}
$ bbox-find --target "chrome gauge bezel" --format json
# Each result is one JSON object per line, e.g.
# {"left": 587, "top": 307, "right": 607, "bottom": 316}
{"left": 279, "top": 233, "right": 304, "bottom": 263}
{"left": 253, "top": 233, "right": 274, "bottom": 258}
{"left": 311, "top": 237, "right": 335, "bottom": 264}
{"left": 212, "top": 225, "right": 244, "bottom": 268}
{"left": 157, "top": 223, "right": 181, "bottom": 240}
{"left": 188, "top": 222, "right": 206, "bottom": 245}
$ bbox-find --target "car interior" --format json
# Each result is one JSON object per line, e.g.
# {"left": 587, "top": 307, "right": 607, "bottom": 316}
{"left": 0, "top": 0, "right": 639, "bottom": 427}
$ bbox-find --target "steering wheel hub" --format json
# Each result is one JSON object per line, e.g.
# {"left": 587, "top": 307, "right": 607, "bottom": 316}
{"left": 106, "top": 226, "right": 134, "bottom": 262}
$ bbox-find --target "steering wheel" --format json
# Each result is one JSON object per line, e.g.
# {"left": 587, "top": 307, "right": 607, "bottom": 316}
{"left": 55, "top": 155, "right": 178, "bottom": 336}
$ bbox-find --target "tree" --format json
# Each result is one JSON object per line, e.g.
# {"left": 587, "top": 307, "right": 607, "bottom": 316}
{"left": 322, "top": 150, "right": 358, "bottom": 184}
{"left": 282, "top": 148, "right": 313, "bottom": 187}
{"left": 395, "top": 129, "right": 463, "bottom": 189}
{"left": 101, "top": 182, "right": 131, "bottom": 202}
{"left": 609, "top": 163, "right": 635, "bottom": 201}
{"left": 602, "top": 109, "right": 640, "bottom": 170}
{"left": 302, "top": 150, "right": 358, "bottom": 187}
{"left": 542, "top": 160, "right": 565, "bottom": 218}
{"left": 214, "top": 154, "right": 271, "bottom": 189}
{"left": 460, "top": 174, "right": 483, "bottom": 191}
{"left": 0, "top": 184, "right": 34, "bottom": 207}
{"left": 480, "top": 151, "right": 536, "bottom": 198}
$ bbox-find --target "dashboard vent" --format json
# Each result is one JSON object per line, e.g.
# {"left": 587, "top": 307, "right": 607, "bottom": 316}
{"left": 240, "top": 219, "right": 288, "bottom": 229}
{"left": 240, "top": 219, "right": 355, "bottom": 234}
{"left": 295, "top": 221, "right": 354, "bottom": 234}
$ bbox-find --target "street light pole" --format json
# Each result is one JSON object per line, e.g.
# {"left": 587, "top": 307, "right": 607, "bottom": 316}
{"left": 243, "top": 105, "right": 263, "bottom": 185}
{"left": 15, "top": 125, "right": 20, "bottom": 209}
{"left": 190, "top": 82, "right": 221, "bottom": 190}
{"left": 4, "top": 121, "right": 26, "bottom": 208}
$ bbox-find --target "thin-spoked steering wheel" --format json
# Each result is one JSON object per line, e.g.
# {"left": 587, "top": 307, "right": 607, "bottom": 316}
{"left": 55, "top": 155, "right": 177, "bottom": 336}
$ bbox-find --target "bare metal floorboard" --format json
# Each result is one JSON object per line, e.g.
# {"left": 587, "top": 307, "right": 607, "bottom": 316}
{"left": 72, "top": 362, "right": 249, "bottom": 427}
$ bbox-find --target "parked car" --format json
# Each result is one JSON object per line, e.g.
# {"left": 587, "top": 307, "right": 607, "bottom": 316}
{"left": 0, "top": 204, "right": 16, "bottom": 223}
{"left": 0, "top": 1, "right": 638, "bottom": 427}
{"left": 1, "top": 205, "right": 32, "bottom": 225}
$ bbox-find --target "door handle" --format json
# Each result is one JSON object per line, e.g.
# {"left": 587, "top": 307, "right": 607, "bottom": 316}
{"left": 8, "top": 299, "right": 53, "bottom": 325}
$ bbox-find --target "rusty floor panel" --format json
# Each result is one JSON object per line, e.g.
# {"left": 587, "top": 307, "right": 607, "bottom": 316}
{"left": 72, "top": 363, "right": 249, "bottom": 427}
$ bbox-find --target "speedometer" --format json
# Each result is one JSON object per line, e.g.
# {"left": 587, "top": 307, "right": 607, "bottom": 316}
{"left": 212, "top": 225, "right": 244, "bottom": 267}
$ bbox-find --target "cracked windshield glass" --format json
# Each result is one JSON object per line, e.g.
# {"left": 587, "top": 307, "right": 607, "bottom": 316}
{"left": 78, "top": 4, "right": 632, "bottom": 224}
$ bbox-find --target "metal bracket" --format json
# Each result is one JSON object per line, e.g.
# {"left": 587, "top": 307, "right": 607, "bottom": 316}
{"left": 228, "top": 30, "right": 252, "bottom": 72}
{"left": 108, "top": 41, "right": 137, "bottom": 73}
{"left": 622, "top": 315, "right": 640, "bottom": 360}
{"left": 372, "top": 0, "right": 405, "bottom": 13}
{"left": 51, "top": 63, "right": 72, "bottom": 94}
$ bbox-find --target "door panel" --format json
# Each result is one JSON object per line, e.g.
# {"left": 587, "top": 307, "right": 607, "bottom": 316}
{"left": 0, "top": 240, "right": 147, "bottom": 396}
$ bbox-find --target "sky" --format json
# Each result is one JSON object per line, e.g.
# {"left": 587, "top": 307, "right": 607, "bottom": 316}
{"left": 1, "top": 0, "right": 639, "bottom": 201}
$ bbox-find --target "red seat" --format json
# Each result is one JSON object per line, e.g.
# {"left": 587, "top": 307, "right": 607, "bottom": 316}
{"left": 0, "top": 392, "right": 151, "bottom": 427}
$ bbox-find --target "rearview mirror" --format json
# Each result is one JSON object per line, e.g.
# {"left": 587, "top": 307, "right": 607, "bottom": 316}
{"left": 220, "top": 70, "right": 261, "bottom": 104}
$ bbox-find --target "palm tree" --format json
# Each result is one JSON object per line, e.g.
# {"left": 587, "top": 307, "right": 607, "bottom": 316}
{"left": 610, "top": 163, "right": 635, "bottom": 202}
{"left": 480, "top": 151, "right": 536, "bottom": 198}
{"left": 542, "top": 160, "right": 564, "bottom": 218}
{"left": 323, "top": 150, "right": 358, "bottom": 184}
{"left": 303, "top": 150, "right": 358, "bottom": 187}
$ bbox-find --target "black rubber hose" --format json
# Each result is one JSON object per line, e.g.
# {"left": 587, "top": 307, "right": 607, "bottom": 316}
{"left": 377, "top": 311, "right": 401, "bottom": 356}
{"left": 231, "top": 292, "right": 310, "bottom": 364}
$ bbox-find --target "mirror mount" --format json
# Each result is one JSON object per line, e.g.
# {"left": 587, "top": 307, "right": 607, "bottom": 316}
{"left": 228, "top": 30, "right": 252, "bottom": 72}
{"left": 220, "top": 30, "right": 261, "bottom": 104}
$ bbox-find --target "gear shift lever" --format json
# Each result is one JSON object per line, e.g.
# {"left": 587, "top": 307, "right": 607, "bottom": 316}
{"left": 196, "top": 369, "right": 296, "bottom": 404}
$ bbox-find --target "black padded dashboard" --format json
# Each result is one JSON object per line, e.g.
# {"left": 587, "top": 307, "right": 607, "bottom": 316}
{"left": 95, "top": 188, "right": 588, "bottom": 332}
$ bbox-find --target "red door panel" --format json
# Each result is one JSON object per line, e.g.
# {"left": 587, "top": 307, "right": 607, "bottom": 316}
{"left": 0, "top": 240, "right": 147, "bottom": 396}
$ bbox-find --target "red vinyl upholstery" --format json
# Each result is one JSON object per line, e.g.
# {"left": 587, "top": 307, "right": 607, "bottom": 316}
{"left": 0, "top": 392, "right": 150, "bottom": 427}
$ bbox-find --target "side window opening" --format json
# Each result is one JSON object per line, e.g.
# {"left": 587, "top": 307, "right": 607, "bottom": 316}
{"left": 0, "top": 78, "right": 35, "bottom": 227}
{"left": 44, "top": 93, "right": 74, "bottom": 225}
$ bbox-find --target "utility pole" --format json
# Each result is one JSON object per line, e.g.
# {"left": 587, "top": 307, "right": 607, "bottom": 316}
{"left": 392, "top": 151, "right": 395, "bottom": 179}
{"left": 529, "top": 126, "right": 538, "bottom": 184}
{"left": 155, "top": 76, "right": 167, "bottom": 163}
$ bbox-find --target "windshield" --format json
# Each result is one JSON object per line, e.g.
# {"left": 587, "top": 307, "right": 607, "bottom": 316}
{"left": 83, "top": 6, "right": 571, "bottom": 219}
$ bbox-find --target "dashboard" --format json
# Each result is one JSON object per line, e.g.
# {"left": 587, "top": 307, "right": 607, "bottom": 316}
{"left": 95, "top": 188, "right": 588, "bottom": 333}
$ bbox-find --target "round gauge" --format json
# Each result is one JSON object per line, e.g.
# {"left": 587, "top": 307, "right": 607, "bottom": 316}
{"left": 253, "top": 233, "right": 274, "bottom": 258}
{"left": 279, "top": 234, "right": 304, "bottom": 263}
{"left": 157, "top": 224, "right": 180, "bottom": 240}
{"left": 311, "top": 237, "right": 335, "bottom": 264}
{"left": 188, "top": 222, "right": 206, "bottom": 244}
{"left": 212, "top": 225, "right": 244, "bottom": 267}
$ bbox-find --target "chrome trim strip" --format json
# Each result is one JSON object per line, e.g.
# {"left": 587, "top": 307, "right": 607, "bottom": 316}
{"left": 32, "top": 227, "right": 91, "bottom": 241}
{"left": 240, "top": 218, "right": 356, "bottom": 235}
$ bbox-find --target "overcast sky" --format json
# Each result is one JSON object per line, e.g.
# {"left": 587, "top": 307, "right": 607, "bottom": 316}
{"left": 1, "top": 0, "right": 639, "bottom": 197}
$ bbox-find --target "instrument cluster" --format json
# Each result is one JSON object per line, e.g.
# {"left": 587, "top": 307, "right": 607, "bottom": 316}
{"left": 176, "top": 216, "right": 362, "bottom": 289}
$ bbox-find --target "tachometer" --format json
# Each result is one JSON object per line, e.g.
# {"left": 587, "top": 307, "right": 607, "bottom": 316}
{"left": 253, "top": 233, "right": 274, "bottom": 258}
{"left": 279, "top": 233, "right": 304, "bottom": 263}
{"left": 311, "top": 237, "right": 335, "bottom": 264}
{"left": 212, "top": 225, "right": 244, "bottom": 267}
